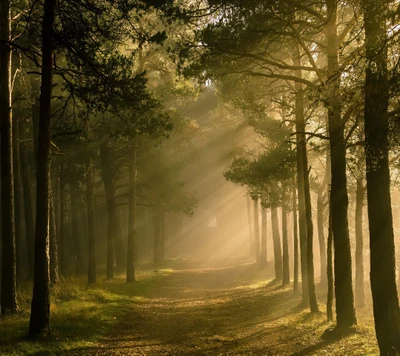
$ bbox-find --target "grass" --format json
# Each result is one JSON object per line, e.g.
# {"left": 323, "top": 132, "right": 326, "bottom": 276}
{"left": 0, "top": 260, "right": 381, "bottom": 355}
{"left": 0, "top": 269, "right": 171, "bottom": 356}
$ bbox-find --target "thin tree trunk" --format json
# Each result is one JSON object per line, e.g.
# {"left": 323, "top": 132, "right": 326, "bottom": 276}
{"left": 261, "top": 204, "right": 268, "bottom": 267}
{"left": 0, "top": 0, "right": 18, "bottom": 315}
{"left": 70, "top": 184, "right": 84, "bottom": 274}
{"left": 154, "top": 207, "right": 164, "bottom": 264}
{"left": 59, "top": 168, "right": 66, "bottom": 274}
{"left": 317, "top": 190, "right": 327, "bottom": 286}
{"left": 29, "top": 0, "right": 56, "bottom": 337}
{"left": 49, "top": 185, "right": 59, "bottom": 285}
{"left": 127, "top": 139, "right": 137, "bottom": 283}
{"left": 282, "top": 205, "right": 290, "bottom": 286}
{"left": 54, "top": 165, "right": 62, "bottom": 274}
{"left": 100, "top": 142, "right": 115, "bottom": 279}
{"left": 293, "top": 50, "right": 309, "bottom": 307}
{"left": 271, "top": 207, "right": 283, "bottom": 282}
{"left": 326, "top": 0, "right": 356, "bottom": 329}
{"left": 253, "top": 198, "right": 261, "bottom": 264}
{"left": 86, "top": 156, "right": 96, "bottom": 284}
{"left": 363, "top": 0, "right": 400, "bottom": 353}
{"left": 327, "top": 191, "right": 334, "bottom": 322}
{"left": 246, "top": 195, "right": 254, "bottom": 259}
{"left": 13, "top": 112, "right": 23, "bottom": 284}
{"left": 292, "top": 176, "right": 299, "bottom": 293}
{"left": 355, "top": 178, "right": 365, "bottom": 308}
{"left": 20, "top": 140, "right": 35, "bottom": 279}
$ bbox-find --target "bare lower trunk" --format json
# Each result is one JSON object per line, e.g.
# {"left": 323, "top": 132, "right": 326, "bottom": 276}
{"left": 49, "top": 185, "right": 59, "bottom": 285}
{"left": 246, "top": 195, "right": 254, "bottom": 259}
{"left": 317, "top": 190, "right": 327, "bottom": 285}
{"left": 282, "top": 205, "right": 290, "bottom": 286}
{"left": 86, "top": 156, "right": 96, "bottom": 284}
{"left": 355, "top": 178, "right": 365, "bottom": 308}
{"left": 327, "top": 191, "right": 334, "bottom": 322}
{"left": 70, "top": 185, "right": 84, "bottom": 274}
{"left": 292, "top": 176, "right": 299, "bottom": 293}
{"left": 271, "top": 207, "right": 282, "bottom": 282}
{"left": 253, "top": 198, "right": 261, "bottom": 265}
{"left": 261, "top": 205, "right": 267, "bottom": 267}
{"left": 127, "top": 139, "right": 137, "bottom": 283}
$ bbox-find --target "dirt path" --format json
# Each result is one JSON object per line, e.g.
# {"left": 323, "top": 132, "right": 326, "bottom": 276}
{"left": 77, "top": 260, "right": 309, "bottom": 355}
{"left": 68, "top": 260, "right": 376, "bottom": 356}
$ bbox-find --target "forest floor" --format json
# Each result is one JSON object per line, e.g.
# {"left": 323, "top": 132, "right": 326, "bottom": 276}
{"left": 1, "top": 257, "right": 379, "bottom": 355}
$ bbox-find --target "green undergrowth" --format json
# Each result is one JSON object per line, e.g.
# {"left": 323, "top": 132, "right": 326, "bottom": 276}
{"left": 0, "top": 268, "right": 171, "bottom": 356}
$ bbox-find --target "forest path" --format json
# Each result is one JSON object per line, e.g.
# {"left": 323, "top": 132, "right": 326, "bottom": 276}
{"left": 69, "top": 258, "right": 375, "bottom": 355}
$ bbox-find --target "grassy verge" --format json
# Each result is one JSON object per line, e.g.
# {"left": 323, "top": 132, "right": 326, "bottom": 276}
{"left": 0, "top": 269, "right": 170, "bottom": 356}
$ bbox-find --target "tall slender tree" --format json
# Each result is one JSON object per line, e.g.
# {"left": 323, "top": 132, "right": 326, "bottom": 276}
{"left": 363, "top": 0, "right": 400, "bottom": 353}
{"left": 0, "top": 0, "right": 18, "bottom": 316}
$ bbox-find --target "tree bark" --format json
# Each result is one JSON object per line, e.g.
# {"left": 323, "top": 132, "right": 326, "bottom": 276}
{"left": 13, "top": 112, "right": 23, "bottom": 284}
{"left": 100, "top": 141, "right": 115, "bottom": 279}
{"left": 253, "top": 198, "right": 261, "bottom": 264}
{"left": 327, "top": 191, "right": 334, "bottom": 322}
{"left": 49, "top": 185, "right": 59, "bottom": 285}
{"left": 20, "top": 140, "right": 35, "bottom": 279}
{"left": 292, "top": 176, "right": 299, "bottom": 294}
{"left": 271, "top": 207, "right": 282, "bottom": 282}
{"left": 282, "top": 205, "right": 290, "bottom": 286}
{"left": 154, "top": 207, "right": 164, "bottom": 264}
{"left": 293, "top": 50, "right": 309, "bottom": 306}
{"left": 70, "top": 183, "right": 84, "bottom": 274}
{"left": 127, "top": 139, "right": 137, "bottom": 283}
{"left": 355, "top": 178, "right": 365, "bottom": 308}
{"left": 326, "top": 0, "right": 356, "bottom": 329}
{"left": 363, "top": 0, "right": 400, "bottom": 353}
{"left": 29, "top": 0, "right": 56, "bottom": 337}
{"left": 86, "top": 156, "right": 96, "bottom": 284}
{"left": 246, "top": 195, "right": 254, "bottom": 260}
{"left": 317, "top": 190, "right": 327, "bottom": 286}
{"left": 261, "top": 204, "right": 267, "bottom": 267}
{"left": 0, "top": 0, "right": 18, "bottom": 316}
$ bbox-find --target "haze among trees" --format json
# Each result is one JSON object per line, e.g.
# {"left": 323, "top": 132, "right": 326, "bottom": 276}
{"left": 2, "top": 0, "right": 400, "bottom": 355}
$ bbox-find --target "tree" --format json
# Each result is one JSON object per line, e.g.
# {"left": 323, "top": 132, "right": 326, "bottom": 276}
{"left": 29, "top": 0, "right": 56, "bottom": 337}
{"left": 0, "top": 0, "right": 18, "bottom": 316}
{"left": 363, "top": 0, "right": 400, "bottom": 353}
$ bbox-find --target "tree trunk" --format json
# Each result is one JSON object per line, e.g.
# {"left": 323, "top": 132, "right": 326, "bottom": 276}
{"left": 261, "top": 204, "right": 267, "bottom": 267}
{"left": 86, "top": 156, "right": 96, "bottom": 284}
{"left": 282, "top": 205, "right": 290, "bottom": 286}
{"left": 29, "top": 0, "right": 56, "bottom": 337}
{"left": 127, "top": 139, "right": 137, "bottom": 283}
{"left": 13, "top": 112, "right": 23, "bottom": 284}
{"left": 114, "top": 212, "right": 126, "bottom": 274}
{"left": 154, "top": 207, "right": 164, "bottom": 264}
{"left": 246, "top": 195, "right": 254, "bottom": 259}
{"left": 99, "top": 142, "right": 115, "bottom": 279}
{"left": 20, "top": 140, "right": 35, "bottom": 279}
{"left": 317, "top": 190, "right": 327, "bottom": 286}
{"left": 326, "top": 0, "right": 356, "bottom": 329}
{"left": 292, "top": 176, "right": 299, "bottom": 294}
{"left": 293, "top": 50, "right": 309, "bottom": 306}
{"left": 327, "top": 191, "right": 334, "bottom": 322}
{"left": 363, "top": 0, "right": 400, "bottom": 353}
{"left": 54, "top": 165, "right": 62, "bottom": 274}
{"left": 0, "top": 0, "right": 18, "bottom": 316}
{"left": 253, "top": 198, "right": 261, "bottom": 264}
{"left": 70, "top": 184, "right": 84, "bottom": 274}
{"left": 271, "top": 207, "right": 282, "bottom": 282}
{"left": 355, "top": 178, "right": 365, "bottom": 308}
{"left": 49, "top": 185, "right": 59, "bottom": 285}
{"left": 58, "top": 167, "right": 66, "bottom": 274}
